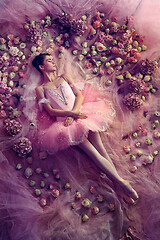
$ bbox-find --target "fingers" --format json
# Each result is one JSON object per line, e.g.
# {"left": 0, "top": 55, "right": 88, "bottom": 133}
{"left": 78, "top": 112, "right": 88, "bottom": 119}
{"left": 64, "top": 117, "right": 74, "bottom": 127}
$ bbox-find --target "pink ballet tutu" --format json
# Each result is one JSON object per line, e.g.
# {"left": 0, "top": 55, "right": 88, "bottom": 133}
{"left": 40, "top": 83, "right": 115, "bottom": 154}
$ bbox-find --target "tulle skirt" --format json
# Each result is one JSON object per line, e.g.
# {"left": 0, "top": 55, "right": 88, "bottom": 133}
{"left": 40, "top": 84, "right": 115, "bottom": 154}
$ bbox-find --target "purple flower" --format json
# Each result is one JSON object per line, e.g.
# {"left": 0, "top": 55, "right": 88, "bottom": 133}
{"left": 124, "top": 93, "right": 143, "bottom": 111}
{"left": 13, "top": 137, "right": 32, "bottom": 157}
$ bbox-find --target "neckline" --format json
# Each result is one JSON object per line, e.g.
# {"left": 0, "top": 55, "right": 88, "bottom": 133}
{"left": 44, "top": 80, "right": 66, "bottom": 91}
{"left": 46, "top": 81, "right": 68, "bottom": 105}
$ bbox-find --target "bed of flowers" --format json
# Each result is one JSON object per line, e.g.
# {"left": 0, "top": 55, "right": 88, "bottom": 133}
{"left": 0, "top": 11, "right": 160, "bottom": 211}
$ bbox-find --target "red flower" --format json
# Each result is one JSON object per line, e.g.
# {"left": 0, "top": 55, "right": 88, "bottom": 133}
{"left": 93, "top": 20, "right": 101, "bottom": 29}
{"left": 127, "top": 57, "right": 137, "bottom": 63}
{"left": 134, "top": 52, "right": 141, "bottom": 59}
{"left": 111, "top": 17, "right": 118, "bottom": 22}
{"left": 19, "top": 72, "right": 24, "bottom": 78}
{"left": 86, "top": 62, "right": 92, "bottom": 69}
{"left": 131, "top": 49, "right": 138, "bottom": 55}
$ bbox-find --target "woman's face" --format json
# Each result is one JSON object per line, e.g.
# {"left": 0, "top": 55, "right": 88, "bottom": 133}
{"left": 40, "top": 55, "right": 56, "bottom": 73}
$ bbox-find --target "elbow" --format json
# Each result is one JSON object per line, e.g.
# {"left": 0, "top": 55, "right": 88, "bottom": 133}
{"left": 44, "top": 105, "right": 54, "bottom": 117}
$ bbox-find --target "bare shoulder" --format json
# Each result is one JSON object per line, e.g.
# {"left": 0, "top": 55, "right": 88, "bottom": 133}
{"left": 36, "top": 85, "right": 44, "bottom": 99}
{"left": 61, "top": 73, "right": 74, "bottom": 84}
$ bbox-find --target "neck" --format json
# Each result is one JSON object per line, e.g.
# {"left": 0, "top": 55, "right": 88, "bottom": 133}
{"left": 42, "top": 71, "right": 56, "bottom": 83}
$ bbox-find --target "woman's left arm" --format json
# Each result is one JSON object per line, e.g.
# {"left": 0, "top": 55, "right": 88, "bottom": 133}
{"left": 62, "top": 73, "right": 84, "bottom": 112}
{"left": 62, "top": 74, "right": 86, "bottom": 126}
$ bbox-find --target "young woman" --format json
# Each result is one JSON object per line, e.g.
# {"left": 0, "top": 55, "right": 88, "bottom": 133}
{"left": 32, "top": 53, "right": 139, "bottom": 203}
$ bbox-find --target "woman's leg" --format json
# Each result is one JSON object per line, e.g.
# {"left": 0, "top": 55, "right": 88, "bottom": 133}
{"left": 88, "top": 131, "right": 116, "bottom": 169}
{"left": 78, "top": 138, "right": 138, "bottom": 201}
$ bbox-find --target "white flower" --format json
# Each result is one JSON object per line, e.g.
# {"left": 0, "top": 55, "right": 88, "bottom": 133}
{"left": 45, "top": 15, "right": 51, "bottom": 20}
{"left": 9, "top": 46, "right": 19, "bottom": 56}
{"left": 8, "top": 80, "right": 14, "bottom": 87}
{"left": 3, "top": 53, "right": 10, "bottom": 60}
{"left": 22, "top": 55, "right": 26, "bottom": 61}
{"left": 37, "top": 47, "right": 43, "bottom": 53}
{"left": 31, "top": 46, "right": 37, "bottom": 52}
{"left": 18, "top": 51, "right": 23, "bottom": 57}
{"left": 0, "top": 44, "right": 7, "bottom": 51}
{"left": 46, "top": 19, "right": 51, "bottom": 26}
{"left": 2, "top": 72, "right": 8, "bottom": 77}
{"left": 2, "top": 77, "right": 7, "bottom": 82}
{"left": 9, "top": 72, "right": 16, "bottom": 79}
{"left": 20, "top": 43, "right": 26, "bottom": 49}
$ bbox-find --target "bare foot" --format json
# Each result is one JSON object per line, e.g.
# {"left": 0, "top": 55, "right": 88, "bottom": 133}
{"left": 119, "top": 180, "right": 139, "bottom": 201}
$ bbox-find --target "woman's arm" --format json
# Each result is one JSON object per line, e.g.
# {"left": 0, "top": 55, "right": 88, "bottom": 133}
{"left": 62, "top": 74, "right": 84, "bottom": 113}
{"left": 62, "top": 74, "right": 87, "bottom": 126}
{"left": 36, "top": 85, "right": 86, "bottom": 119}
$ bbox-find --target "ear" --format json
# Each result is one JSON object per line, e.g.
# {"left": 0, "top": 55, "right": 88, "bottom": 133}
{"left": 39, "top": 65, "right": 44, "bottom": 71}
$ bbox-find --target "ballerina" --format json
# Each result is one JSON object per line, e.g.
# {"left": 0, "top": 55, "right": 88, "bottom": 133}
{"left": 32, "top": 52, "right": 139, "bottom": 203}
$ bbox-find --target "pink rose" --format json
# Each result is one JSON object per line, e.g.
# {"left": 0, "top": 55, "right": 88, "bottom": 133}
{"left": 0, "top": 38, "right": 6, "bottom": 44}
{"left": 12, "top": 66, "right": 19, "bottom": 72}
{"left": 7, "top": 34, "right": 15, "bottom": 41}
{"left": 112, "top": 47, "right": 119, "bottom": 54}
{"left": 14, "top": 37, "right": 20, "bottom": 45}
{"left": 0, "top": 110, "right": 6, "bottom": 118}
{"left": 36, "top": 40, "right": 43, "bottom": 46}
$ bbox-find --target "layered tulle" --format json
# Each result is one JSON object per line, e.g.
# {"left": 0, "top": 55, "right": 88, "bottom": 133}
{"left": 40, "top": 82, "right": 115, "bottom": 154}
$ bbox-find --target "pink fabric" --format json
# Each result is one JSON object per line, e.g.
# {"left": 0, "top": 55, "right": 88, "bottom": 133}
{"left": 40, "top": 81, "right": 115, "bottom": 153}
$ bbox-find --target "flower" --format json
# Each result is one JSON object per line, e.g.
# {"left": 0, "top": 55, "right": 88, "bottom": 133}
{"left": 19, "top": 72, "right": 24, "bottom": 78}
{"left": 124, "top": 93, "right": 143, "bottom": 111}
{"left": 93, "top": 20, "right": 101, "bottom": 29}
{"left": 12, "top": 66, "right": 19, "bottom": 72}
{"left": 112, "top": 47, "right": 119, "bottom": 54}
{"left": 4, "top": 119, "right": 22, "bottom": 136}
{"left": 0, "top": 38, "right": 6, "bottom": 44}
{"left": 7, "top": 34, "right": 14, "bottom": 41}
{"left": 24, "top": 167, "right": 33, "bottom": 178}
{"left": 140, "top": 59, "right": 158, "bottom": 75}
{"left": 82, "top": 198, "right": 92, "bottom": 208}
{"left": 128, "top": 77, "right": 145, "bottom": 94}
{"left": 40, "top": 198, "right": 47, "bottom": 207}
{"left": 105, "top": 35, "right": 113, "bottom": 42}
{"left": 9, "top": 46, "right": 19, "bottom": 56}
{"left": 36, "top": 40, "right": 43, "bottom": 46}
{"left": 13, "top": 137, "right": 32, "bottom": 157}
{"left": 0, "top": 44, "right": 7, "bottom": 51}
{"left": 123, "top": 145, "right": 131, "bottom": 154}
{"left": 46, "top": 47, "right": 54, "bottom": 54}
{"left": 31, "top": 46, "right": 37, "bottom": 52}
{"left": 0, "top": 110, "right": 6, "bottom": 118}
{"left": 91, "top": 206, "right": 100, "bottom": 215}
{"left": 20, "top": 43, "right": 26, "bottom": 49}
{"left": 96, "top": 42, "right": 107, "bottom": 52}
{"left": 14, "top": 37, "right": 20, "bottom": 44}
{"left": 3, "top": 53, "right": 10, "bottom": 60}
{"left": 9, "top": 72, "right": 16, "bottom": 79}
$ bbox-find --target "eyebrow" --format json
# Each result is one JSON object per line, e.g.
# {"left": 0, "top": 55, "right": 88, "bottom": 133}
{"left": 46, "top": 57, "right": 53, "bottom": 61}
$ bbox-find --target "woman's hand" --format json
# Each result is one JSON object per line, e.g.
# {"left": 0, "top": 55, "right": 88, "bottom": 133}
{"left": 70, "top": 111, "right": 87, "bottom": 119}
{"left": 64, "top": 117, "right": 74, "bottom": 127}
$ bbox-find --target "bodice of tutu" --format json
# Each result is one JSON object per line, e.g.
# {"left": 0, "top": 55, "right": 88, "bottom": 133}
{"left": 45, "top": 81, "right": 75, "bottom": 111}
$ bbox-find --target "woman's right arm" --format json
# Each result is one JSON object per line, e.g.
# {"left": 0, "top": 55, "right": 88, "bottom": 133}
{"left": 36, "top": 86, "right": 87, "bottom": 119}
